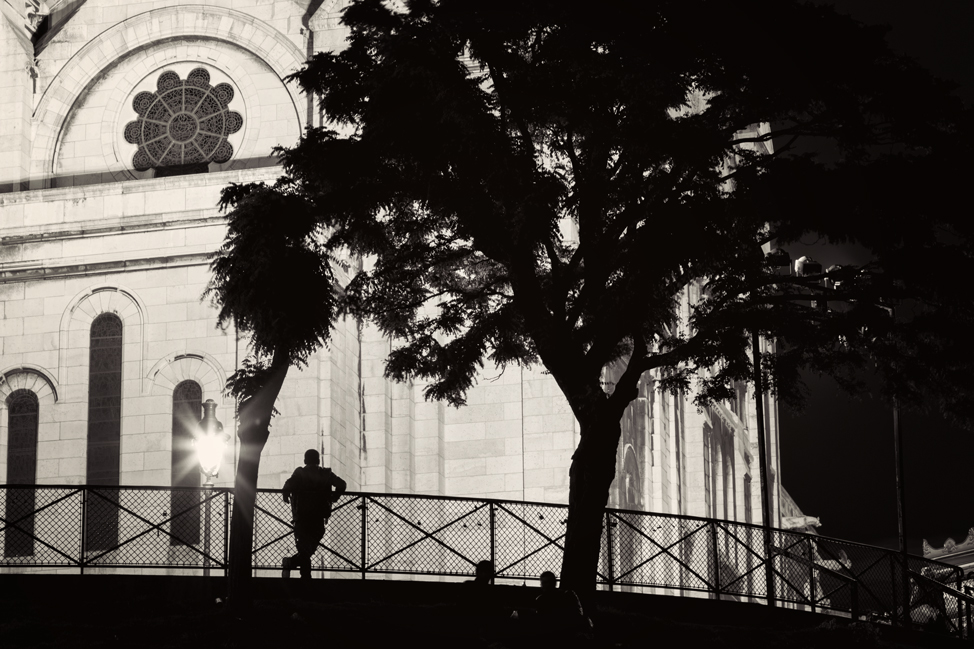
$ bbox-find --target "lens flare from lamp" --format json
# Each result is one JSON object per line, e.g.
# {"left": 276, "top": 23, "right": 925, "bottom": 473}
{"left": 197, "top": 434, "right": 225, "bottom": 481}
{"left": 195, "top": 399, "right": 227, "bottom": 485}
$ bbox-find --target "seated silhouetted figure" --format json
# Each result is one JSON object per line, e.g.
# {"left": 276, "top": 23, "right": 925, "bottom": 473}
{"left": 533, "top": 571, "right": 589, "bottom": 631}
{"left": 464, "top": 559, "right": 510, "bottom": 619}
{"left": 467, "top": 559, "right": 494, "bottom": 585}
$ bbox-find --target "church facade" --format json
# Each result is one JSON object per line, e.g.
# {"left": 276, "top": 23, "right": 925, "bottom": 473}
{"left": 0, "top": 0, "right": 786, "bottom": 535}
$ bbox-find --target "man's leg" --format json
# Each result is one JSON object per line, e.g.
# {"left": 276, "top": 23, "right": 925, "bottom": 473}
{"left": 295, "top": 523, "right": 324, "bottom": 579}
{"left": 283, "top": 529, "right": 302, "bottom": 578}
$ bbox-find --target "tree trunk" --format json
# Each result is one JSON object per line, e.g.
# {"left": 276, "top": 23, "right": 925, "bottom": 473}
{"left": 226, "top": 439, "right": 262, "bottom": 613}
{"left": 225, "top": 353, "right": 289, "bottom": 615}
{"left": 560, "top": 414, "right": 622, "bottom": 608}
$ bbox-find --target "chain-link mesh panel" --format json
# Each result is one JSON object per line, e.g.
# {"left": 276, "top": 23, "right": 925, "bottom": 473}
{"left": 322, "top": 495, "right": 364, "bottom": 571}
{"left": 495, "top": 502, "right": 565, "bottom": 580}
{"left": 365, "top": 496, "right": 490, "bottom": 576}
{"left": 769, "top": 529, "right": 813, "bottom": 606}
{"left": 906, "top": 573, "right": 974, "bottom": 638}
{"left": 720, "top": 521, "right": 771, "bottom": 599}
{"left": 779, "top": 533, "right": 959, "bottom": 623}
{"left": 252, "top": 491, "right": 362, "bottom": 572}
{"left": 713, "top": 521, "right": 762, "bottom": 598}
{"left": 0, "top": 487, "right": 82, "bottom": 566}
{"left": 609, "top": 513, "right": 703, "bottom": 591}
{"left": 4, "top": 485, "right": 971, "bottom": 639}
{"left": 84, "top": 487, "right": 228, "bottom": 568}
{"left": 252, "top": 490, "right": 296, "bottom": 570}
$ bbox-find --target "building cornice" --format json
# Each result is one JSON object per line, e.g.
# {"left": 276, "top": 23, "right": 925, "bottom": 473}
{"left": 0, "top": 214, "right": 225, "bottom": 245}
{"left": 0, "top": 252, "right": 211, "bottom": 283}
{"left": 924, "top": 528, "right": 974, "bottom": 560}
{"left": 0, "top": 165, "right": 276, "bottom": 206}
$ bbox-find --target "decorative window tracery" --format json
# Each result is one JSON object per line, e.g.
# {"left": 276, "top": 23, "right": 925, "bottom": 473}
{"left": 124, "top": 68, "right": 243, "bottom": 171}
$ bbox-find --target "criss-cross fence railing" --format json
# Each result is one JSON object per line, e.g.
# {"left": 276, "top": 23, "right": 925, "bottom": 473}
{"left": 2, "top": 485, "right": 971, "bottom": 637}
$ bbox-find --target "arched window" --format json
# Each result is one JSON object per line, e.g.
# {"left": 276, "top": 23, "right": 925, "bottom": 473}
{"left": 171, "top": 381, "right": 202, "bottom": 546}
{"left": 5, "top": 389, "right": 38, "bottom": 557}
{"left": 86, "top": 312, "right": 123, "bottom": 551}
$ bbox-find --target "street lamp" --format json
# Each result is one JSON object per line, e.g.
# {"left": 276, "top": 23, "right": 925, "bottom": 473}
{"left": 767, "top": 250, "right": 911, "bottom": 618}
{"left": 195, "top": 399, "right": 228, "bottom": 577}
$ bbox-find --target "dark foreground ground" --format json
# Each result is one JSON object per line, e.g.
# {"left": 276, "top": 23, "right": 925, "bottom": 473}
{"left": 0, "top": 574, "right": 962, "bottom": 649}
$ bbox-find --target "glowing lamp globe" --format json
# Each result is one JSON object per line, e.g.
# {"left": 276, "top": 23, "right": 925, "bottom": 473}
{"left": 195, "top": 399, "right": 228, "bottom": 485}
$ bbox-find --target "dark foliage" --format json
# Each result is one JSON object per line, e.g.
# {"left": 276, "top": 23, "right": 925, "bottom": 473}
{"left": 209, "top": 0, "right": 974, "bottom": 595}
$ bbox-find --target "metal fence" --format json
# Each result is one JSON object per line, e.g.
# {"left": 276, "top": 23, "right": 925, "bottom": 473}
{"left": 2, "top": 485, "right": 972, "bottom": 637}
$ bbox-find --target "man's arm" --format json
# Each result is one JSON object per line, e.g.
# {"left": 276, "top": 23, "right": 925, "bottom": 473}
{"left": 282, "top": 468, "right": 300, "bottom": 503}
{"left": 330, "top": 472, "right": 347, "bottom": 502}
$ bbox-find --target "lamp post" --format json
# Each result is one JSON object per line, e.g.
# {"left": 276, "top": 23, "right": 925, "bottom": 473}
{"left": 769, "top": 250, "right": 911, "bottom": 620}
{"left": 752, "top": 329, "right": 776, "bottom": 608}
{"left": 196, "top": 399, "right": 227, "bottom": 578}
{"left": 754, "top": 251, "right": 822, "bottom": 607}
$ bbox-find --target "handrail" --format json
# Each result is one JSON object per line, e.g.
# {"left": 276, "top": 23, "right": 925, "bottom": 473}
{"left": 773, "top": 544, "right": 859, "bottom": 620}
{"left": 907, "top": 569, "right": 974, "bottom": 638}
{"left": 0, "top": 484, "right": 965, "bottom": 639}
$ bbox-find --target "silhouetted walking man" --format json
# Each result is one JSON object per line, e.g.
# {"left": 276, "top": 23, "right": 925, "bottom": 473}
{"left": 282, "top": 449, "right": 346, "bottom": 579}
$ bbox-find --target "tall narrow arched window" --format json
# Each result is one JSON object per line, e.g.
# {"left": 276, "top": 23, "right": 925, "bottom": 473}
{"left": 171, "top": 381, "right": 202, "bottom": 546}
{"left": 5, "top": 389, "right": 38, "bottom": 557}
{"left": 86, "top": 312, "right": 123, "bottom": 551}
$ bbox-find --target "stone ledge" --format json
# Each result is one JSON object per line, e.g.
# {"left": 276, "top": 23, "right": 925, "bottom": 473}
{"left": 1, "top": 215, "right": 226, "bottom": 244}
{"left": 0, "top": 165, "right": 278, "bottom": 205}
{"left": 0, "top": 252, "right": 212, "bottom": 283}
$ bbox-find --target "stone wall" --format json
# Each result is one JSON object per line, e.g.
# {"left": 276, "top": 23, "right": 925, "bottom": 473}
{"left": 0, "top": 0, "right": 787, "bottom": 528}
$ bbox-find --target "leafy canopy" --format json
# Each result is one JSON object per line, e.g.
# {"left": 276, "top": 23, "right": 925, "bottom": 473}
{"left": 205, "top": 183, "right": 339, "bottom": 400}
{"left": 229, "top": 0, "right": 973, "bottom": 424}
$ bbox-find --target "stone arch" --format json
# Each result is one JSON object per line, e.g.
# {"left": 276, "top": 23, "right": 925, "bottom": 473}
{"left": 58, "top": 284, "right": 146, "bottom": 391}
{"left": 0, "top": 365, "right": 59, "bottom": 404}
{"left": 0, "top": 367, "right": 58, "bottom": 485}
{"left": 145, "top": 350, "right": 231, "bottom": 408}
{"left": 32, "top": 5, "right": 308, "bottom": 184}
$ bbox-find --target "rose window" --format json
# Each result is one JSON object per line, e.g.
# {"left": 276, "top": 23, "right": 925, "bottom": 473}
{"left": 124, "top": 68, "right": 243, "bottom": 171}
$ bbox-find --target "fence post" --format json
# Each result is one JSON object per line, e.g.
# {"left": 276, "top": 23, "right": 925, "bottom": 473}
{"left": 360, "top": 495, "right": 368, "bottom": 580}
{"left": 606, "top": 512, "right": 614, "bottom": 591}
{"left": 710, "top": 520, "right": 721, "bottom": 601}
{"left": 223, "top": 490, "right": 230, "bottom": 574}
{"left": 489, "top": 501, "right": 496, "bottom": 585}
{"left": 965, "top": 585, "right": 973, "bottom": 640}
{"left": 890, "top": 554, "right": 900, "bottom": 626}
{"left": 850, "top": 581, "right": 859, "bottom": 621}
{"left": 79, "top": 486, "right": 87, "bottom": 576}
{"left": 807, "top": 538, "right": 815, "bottom": 613}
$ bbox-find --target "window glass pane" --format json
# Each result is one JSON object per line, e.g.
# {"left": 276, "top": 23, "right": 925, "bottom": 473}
{"left": 171, "top": 381, "right": 202, "bottom": 546}
{"left": 86, "top": 313, "right": 122, "bottom": 551}
{"left": 5, "top": 389, "right": 38, "bottom": 557}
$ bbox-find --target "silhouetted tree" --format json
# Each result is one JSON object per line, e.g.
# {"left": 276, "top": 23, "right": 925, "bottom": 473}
{"left": 204, "top": 185, "right": 338, "bottom": 612}
{"left": 211, "top": 0, "right": 973, "bottom": 598}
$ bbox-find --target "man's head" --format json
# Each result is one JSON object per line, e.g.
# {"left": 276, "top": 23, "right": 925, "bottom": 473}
{"left": 304, "top": 449, "right": 320, "bottom": 466}
{"left": 474, "top": 560, "right": 493, "bottom": 583}
{"left": 539, "top": 571, "right": 557, "bottom": 591}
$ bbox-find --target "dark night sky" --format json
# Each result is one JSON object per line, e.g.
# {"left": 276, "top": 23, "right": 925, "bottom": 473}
{"left": 779, "top": 1, "right": 974, "bottom": 554}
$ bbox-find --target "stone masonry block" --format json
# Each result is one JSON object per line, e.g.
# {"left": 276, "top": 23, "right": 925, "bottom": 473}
{"left": 523, "top": 468, "right": 557, "bottom": 489}
{"left": 485, "top": 420, "right": 520, "bottom": 439}
{"left": 448, "top": 473, "right": 504, "bottom": 495}
{"left": 413, "top": 455, "right": 440, "bottom": 475}
{"left": 523, "top": 433, "right": 553, "bottom": 452}
{"left": 143, "top": 450, "right": 170, "bottom": 471}
{"left": 445, "top": 422, "right": 485, "bottom": 442}
{"left": 120, "top": 453, "right": 145, "bottom": 472}
{"left": 444, "top": 458, "right": 485, "bottom": 478}
{"left": 484, "top": 455, "right": 522, "bottom": 475}
{"left": 504, "top": 438, "right": 522, "bottom": 456}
